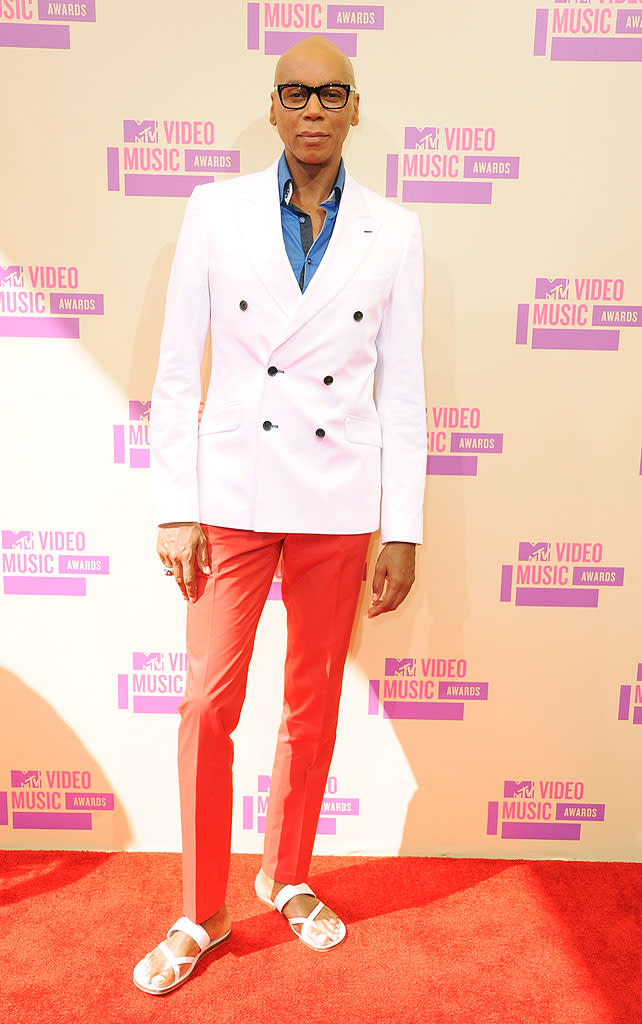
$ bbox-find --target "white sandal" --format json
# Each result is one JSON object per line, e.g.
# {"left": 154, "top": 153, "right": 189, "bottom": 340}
{"left": 132, "top": 915, "right": 231, "bottom": 995}
{"left": 255, "top": 878, "right": 346, "bottom": 952}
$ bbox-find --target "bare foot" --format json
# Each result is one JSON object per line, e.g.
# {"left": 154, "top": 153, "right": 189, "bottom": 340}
{"left": 255, "top": 868, "right": 343, "bottom": 948}
{"left": 135, "top": 906, "right": 231, "bottom": 990}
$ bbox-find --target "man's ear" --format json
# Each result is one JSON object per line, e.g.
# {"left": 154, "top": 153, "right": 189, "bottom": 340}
{"left": 269, "top": 92, "right": 277, "bottom": 126}
{"left": 351, "top": 93, "right": 360, "bottom": 128}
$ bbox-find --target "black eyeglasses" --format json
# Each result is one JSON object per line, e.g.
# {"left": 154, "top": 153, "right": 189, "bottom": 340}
{"left": 276, "top": 83, "right": 353, "bottom": 110}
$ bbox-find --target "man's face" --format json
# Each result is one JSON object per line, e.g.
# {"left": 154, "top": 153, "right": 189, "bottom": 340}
{"left": 269, "top": 45, "right": 359, "bottom": 169}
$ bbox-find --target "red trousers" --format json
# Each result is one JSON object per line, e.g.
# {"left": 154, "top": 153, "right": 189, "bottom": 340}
{"left": 179, "top": 525, "right": 370, "bottom": 922}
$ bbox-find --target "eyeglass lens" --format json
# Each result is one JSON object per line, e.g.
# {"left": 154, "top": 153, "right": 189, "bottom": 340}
{"left": 280, "top": 84, "right": 349, "bottom": 109}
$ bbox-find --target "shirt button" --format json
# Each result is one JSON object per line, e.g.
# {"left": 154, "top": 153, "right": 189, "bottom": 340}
{"left": 353, "top": 310, "right": 363, "bottom": 322}
{"left": 323, "top": 375, "right": 334, "bottom": 386}
{"left": 307, "top": 258, "right": 312, "bottom": 264}
{"left": 263, "top": 420, "right": 273, "bottom": 431}
{"left": 315, "top": 428, "right": 326, "bottom": 438}
{"left": 239, "top": 300, "right": 248, "bottom": 311}
{"left": 267, "top": 366, "right": 278, "bottom": 377}
{"left": 299, "top": 217, "right": 305, "bottom": 224}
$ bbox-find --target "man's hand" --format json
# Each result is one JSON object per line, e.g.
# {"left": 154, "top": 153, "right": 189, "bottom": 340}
{"left": 367, "top": 542, "right": 416, "bottom": 618}
{"left": 157, "top": 522, "right": 210, "bottom": 603}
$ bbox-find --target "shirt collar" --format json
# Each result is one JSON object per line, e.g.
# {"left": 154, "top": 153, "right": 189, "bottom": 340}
{"left": 278, "top": 152, "right": 345, "bottom": 208}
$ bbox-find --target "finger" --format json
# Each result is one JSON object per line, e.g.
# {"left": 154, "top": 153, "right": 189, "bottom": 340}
{"left": 182, "top": 555, "right": 198, "bottom": 604}
{"left": 172, "top": 564, "right": 188, "bottom": 601}
{"left": 197, "top": 533, "right": 211, "bottom": 575}
{"left": 370, "top": 562, "right": 387, "bottom": 605}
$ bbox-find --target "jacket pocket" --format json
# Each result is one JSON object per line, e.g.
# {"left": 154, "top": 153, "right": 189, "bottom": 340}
{"left": 199, "top": 403, "right": 242, "bottom": 436}
{"left": 344, "top": 415, "right": 382, "bottom": 447}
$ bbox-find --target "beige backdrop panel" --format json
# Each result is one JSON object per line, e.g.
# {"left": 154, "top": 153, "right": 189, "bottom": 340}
{"left": 1, "top": 0, "right": 641, "bottom": 860}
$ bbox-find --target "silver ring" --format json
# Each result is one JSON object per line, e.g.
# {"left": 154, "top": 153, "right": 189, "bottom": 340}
{"left": 163, "top": 567, "right": 174, "bottom": 576}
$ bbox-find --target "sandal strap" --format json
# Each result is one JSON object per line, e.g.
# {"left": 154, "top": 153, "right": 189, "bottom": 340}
{"left": 167, "top": 915, "right": 211, "bottom": 952}
{"left": 157, "top": 941, "right": 181, "bottom": 984}
{"left": 274, "top": 883, "right": 315, "bottom": 915}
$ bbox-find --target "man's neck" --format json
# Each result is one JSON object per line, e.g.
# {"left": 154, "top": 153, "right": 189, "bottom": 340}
{"left": 286, "top": 154, "right": 342, "bottom": 213}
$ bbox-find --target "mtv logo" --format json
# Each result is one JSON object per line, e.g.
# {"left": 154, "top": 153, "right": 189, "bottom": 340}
{"left": 0, "top": 265, "right": 23, "bottom": 287}
{"left": 2, "top": 530, "right": 33, "bottom": 550}
{"left": 11, "top": 769, "right": 42, "bottom": 789}
{"left": 123, "top": 120, "right": 159, "bottom": 143}
{"left": 404, "top": 127, "right": 439, "bottom": 151}
{"left": 384, "top": 657, "right": 416, "bottom": 677}
{"left": 129, "top": 401, "right": 151, "bottom": 422}
{"left": 132, "top": 651, "right": 164, "bottom": 671}
{"left": 504, "top": 780, "right": 534, "bottom": 799}
{"left": 518, "top": 542, "right": 551, "bottom": 563}
{"left": 534, "top": 278, "right": 569, "bottom": 301}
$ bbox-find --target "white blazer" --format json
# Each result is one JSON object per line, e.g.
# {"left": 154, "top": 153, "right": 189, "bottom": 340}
{"left": 151, "top": 161, "right": 427, "bottom": 543}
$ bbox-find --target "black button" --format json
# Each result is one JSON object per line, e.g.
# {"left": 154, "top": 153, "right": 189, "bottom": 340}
{"left": 239, "top": 300, "right": 248, "bottom": 310}
{"left": 353, "top": 310, "right": 363, "bottom": 321}
{"left": 267, "top": 366, "right": 278, "bottom": 376}
{"left": 263, "top": 420, "right": 272, "bottom": 431}
{"left": 323, "top": 375, "right": 333, "bottom": 386}
{"left": 315, "top": 428, "right": 326, "bottom": 438}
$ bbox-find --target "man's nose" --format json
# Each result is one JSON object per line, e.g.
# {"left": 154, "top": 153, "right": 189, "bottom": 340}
{"left": 304, "top": 93, "right": 324, "bottom": 117}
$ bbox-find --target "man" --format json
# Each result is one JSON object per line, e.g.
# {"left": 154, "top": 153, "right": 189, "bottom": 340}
{"left": 133, "top": 35, "right": 426, "bottom": 995}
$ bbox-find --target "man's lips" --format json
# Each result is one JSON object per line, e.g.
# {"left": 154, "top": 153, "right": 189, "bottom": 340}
{"left": 299, "top": 133, "right": 328, "bottom": 139}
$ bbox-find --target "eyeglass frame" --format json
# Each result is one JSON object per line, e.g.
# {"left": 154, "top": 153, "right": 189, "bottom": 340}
{"left": 275, "top": 83, "right": 354, "bottom": 110}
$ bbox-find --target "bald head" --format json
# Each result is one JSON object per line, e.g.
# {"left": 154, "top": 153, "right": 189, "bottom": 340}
{"left": 274, "top": 36, "right": 356, "bottom": 88}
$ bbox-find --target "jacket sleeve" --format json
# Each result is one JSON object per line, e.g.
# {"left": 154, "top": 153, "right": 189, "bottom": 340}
{"left": 374, "top": 213, "right": 427, "bottom": 544}
{"left": 150, "top": 185, "right": 211, "bottom": 525}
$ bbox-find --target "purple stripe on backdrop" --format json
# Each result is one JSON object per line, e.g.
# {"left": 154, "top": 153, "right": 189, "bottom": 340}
{"left": 515, "top": 303, "right": 529, "bottom": 344}
{"left": 638, "top": 664, "right": 642, "bottom": 682}
{"left": 13, "top": 812, "right": 92, "bottom": 830}
{"left": 619, "top": 685, "right": 631, "bottom": 721}
{"left": 50, "top": 293, "right": 104, "bottom": 315}
{"left": 316, "top": 818, "right": 337, "bottom": 835}
{"left": 267, "top": 581, "right": 282, "bottom": 600}
{"left": 117, "top": 674, "right": 129, "bottom": 710}
{"left": 327, "top": 5, "right": 385, "bottom": 30}
{"left": 592, "top": 305, "right": 642, "bottom": 326}
{"left": 402, "top": 181, "right": 492, "bottom": 204}
{"left": 129, "top": 448, "right": 150, "bottom": 469}
{"left": 572, "top": 566, "right": 624, "bottom": 587}
{"left": 247, "top": 1, "right": 260, "bottom": 48}
{"left": 0, "top": 23, "right": 70, "bottom": 48}
{"left": 501, "top": 822, "right": 581, "bottom": 840}
{"left": 258, "top": 775, "right": 271, "bottom": 793}
{"left": 500, "top": 565, "right": 513, "bottom": 602}
{"left": 533, "top": 9, "right": 549, "bottom": 56}
{"left": 487, "top": 801, "right": 499, "bottom": 835}
{"left": 427, "top": 455, "right": 478, "bottom": 476}
{"left": 438, "top": 681, "right": 489, "bottom": 701}
{"left": 531, "top": 328, "right": 619, "bottom": 351}
{"left": 242, "top": 796, "right": 253, "bottom": 829}
{"left": 639, "top": 443, "right": 642, "bottom": 475}
{"left": 124, "top": 175, "right": 214, "bottom": 198}
{"left": 107, "top": 148, "right": 120, "bottom": 191}
{"left": 368, "top": 679, "right": 380, "bottom": 715}
{"left": 383, "top": 701, "right": 464, "bottom": 721}
{"left": 0, "top": 316, "right": 79, "bottom": 339}
{"left": 38, "top": 0, "right": 96, "bottom": 20}
{"left": 113, "top": 426, "right": 125, "bottom": 464}
{"left": 551, "top": 37, "right": 642, "bottom": 62}
{"left": 258, "top": 816, "right": 266, "bottom": 834}
{"left": 3, "top": 576, "right": 86, "bottom": 596}
{"left": 515, "top": 587, "right": 599, "bottom": 608}
{"left": 184, "top": 150, "right": 241, "bottom": 173}
{"left": 616, "top": 10, "right": 642, "bottom": 33}
{"left": 450, "top": 433, "right": 503, "bottom": 454}
{"left": 385, "top": 154, "right": 399, "bottom": 198}
{"left": 132, "top": 696, "right": 182, "bottom": 714}
{"left": 264, "top": 32, "right": 357, "bottom": 56}
{"left": 634, "top": 706, "right": 642, "bottom": 725}
{"left": 0, "top": 792, "right": 7, "bottom": 826}
{"left": 555, "top": 803, "right": 605, "bottom": 822}
{"left": 463, "top": 156, "right": 520, "bottom": 180}
{"left": 65, "top": 793, "right": 114, "bottom": 811}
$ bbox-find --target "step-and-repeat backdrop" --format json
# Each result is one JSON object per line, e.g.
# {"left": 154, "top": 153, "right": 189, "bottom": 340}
{"left": 1, "top": 1, "right": 641, "bottom": 860}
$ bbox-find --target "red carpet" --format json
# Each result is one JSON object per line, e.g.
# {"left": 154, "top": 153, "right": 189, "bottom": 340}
{"left": 1, "top": 852, "right": 641, "bottom": 1023}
